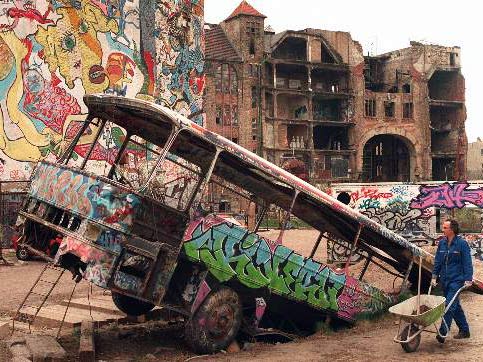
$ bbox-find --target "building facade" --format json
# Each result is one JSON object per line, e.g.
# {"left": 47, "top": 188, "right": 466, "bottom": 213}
{"left": 204, "top": 1, "right": 467, "bottom": 188}
{"left": 467, "top": 138, "right": 483, "bottom": 180}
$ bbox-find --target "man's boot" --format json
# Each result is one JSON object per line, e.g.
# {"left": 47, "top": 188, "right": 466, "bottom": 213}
{"left": 454, "top": 330, "right": 470, "bottom": 339}
{"left": 436, "top": 335, "right": 445, "bottom": 344}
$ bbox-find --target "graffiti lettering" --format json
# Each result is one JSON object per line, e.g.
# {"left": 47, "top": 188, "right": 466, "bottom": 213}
{"left": 183, "top": 215, "right": 394, "bottom": 321}
{"left": 410, "top": 182, "right": 483, "bottom": 209}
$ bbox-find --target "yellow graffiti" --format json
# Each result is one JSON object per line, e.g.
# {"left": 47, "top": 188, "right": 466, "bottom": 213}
{"left": 36, "top": 0, "right": 118, "bottom": 94}
{"left": 0, "top": 31, "right": 54, "bottom": 161}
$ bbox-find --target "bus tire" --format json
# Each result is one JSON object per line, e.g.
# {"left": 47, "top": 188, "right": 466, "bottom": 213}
{"left": 185, "top": 287, "right": 242, "bottom": 354}
{"left": 16, "top": 246, "right": 30, "bottom": 261}
{"left": 112, "top": 292, "right": 155, "bottom": 316}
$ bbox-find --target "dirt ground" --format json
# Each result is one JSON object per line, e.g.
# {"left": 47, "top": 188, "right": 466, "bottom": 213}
{"left": 1, "top": 230, "right": 483, "bottom": 361}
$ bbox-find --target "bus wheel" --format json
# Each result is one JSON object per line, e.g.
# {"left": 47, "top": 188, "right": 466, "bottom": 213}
{"left": 112, "top": 292, "right": 155, "bottom": 316}
{"left": 185, "top": 287, "right": 242, "bottom": 354}
{"left": 16, "top": 246, "right": 30, "bottom": 261}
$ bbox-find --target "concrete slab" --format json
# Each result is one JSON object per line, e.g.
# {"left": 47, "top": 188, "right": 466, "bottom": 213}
{"left": 60, "top": 294, "right": 124, "bottom": 316}
{"left": 25, "top": 335, "right": 66, "bottom": 362}
{"left": 0, "top": 318, "right": 12, "bottom": 339}
{"left": 6, "top": 337, "right": 31, "bottom": 360}
{"left": 18, "top": 305, "right": 124, "bottom": 328}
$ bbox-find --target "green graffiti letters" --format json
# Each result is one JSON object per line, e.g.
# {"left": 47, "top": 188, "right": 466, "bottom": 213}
{"left": 183, "top": 218, "right": 347, "bottom": 313}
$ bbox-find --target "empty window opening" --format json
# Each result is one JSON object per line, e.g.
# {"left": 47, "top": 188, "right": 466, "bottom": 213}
{"left": 313, "top": 126, "right": 348, "bottom": 150}
{"left": 251, "top": 86, "right": 258, "bottom": 108}
{"left": 331, "top": 157, "right": 349, "bottom": 178}
{"left": 246, "top": 21, "right": 260, "bottom": 35}
{"left": 432, "top": 158, "right": 455, "bottom": 181}
{"left": 430, "top": 106, "right": 457, "bottom": 132}
{"left": 215, "top": 105, "right": 222, "bottom": 125}
{"left": 402, "top": 83, "right": 411, "bottom": 93}
{"left": 364, "top": 58, "right": 385, "bottom": 92}
{"left": 275, "top": 63, "right": 308, "bottom": 90}
{"left": 384, "top": 101, "right": 395, "bottom": 118}
{"left": 215, "top": 64, "right": 238, "bottom": 95}
{"left": 287, "top": 125, "right": 308, "bottom": 149}
{"left": 251, "top": 118, "right": 257, "bottom": 141}
{"left": 249, "top": 38, "right": 256, "bottom": 56}
{"left": 403, "top": 102, "right": 413, "bottom": 119}
{"left": 313, "top": 98, "right": 341, "bottom": 121}
{"left": 450, "top": 53, "right": 456, "bottom": 66}
{"left": 272, "top": 37, "right": 307, "bottom": 61}
{"left": 321, "top": 42, "right": 336, "bottom": 64}
{"left": 365, "top": 99, "right": 376, "bottom": 117}
{"left": 428, "top": 71, "right": 462, "bottom": 101}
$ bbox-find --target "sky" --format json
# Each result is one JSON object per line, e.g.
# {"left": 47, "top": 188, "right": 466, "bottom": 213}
{"left": 205, "top": 0, "right": 482, "bottom": 142}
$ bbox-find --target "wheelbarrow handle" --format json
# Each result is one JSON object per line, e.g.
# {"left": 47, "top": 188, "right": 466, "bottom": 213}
{"left": 444, "top": 285, "right": 469, "bottom": 314}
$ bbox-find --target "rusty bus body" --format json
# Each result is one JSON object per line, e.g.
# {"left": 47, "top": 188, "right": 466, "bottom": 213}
{"left": 16, "top": 95, "right": 439, "bottom": 353}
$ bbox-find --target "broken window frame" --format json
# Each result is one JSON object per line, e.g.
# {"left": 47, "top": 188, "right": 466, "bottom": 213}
{"left": 384, "top": 101, "right": 395, "bottom": 118}
{"left": 403, "top": 102, "right": 414, "bottom": 119}
{"left": 364, "top": 99, "right": 376, "bottom": 117}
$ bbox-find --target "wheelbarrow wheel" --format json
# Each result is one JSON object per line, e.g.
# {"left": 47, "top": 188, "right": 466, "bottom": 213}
{"left": 400, "top": 324, "right": 421, "bottom": 353}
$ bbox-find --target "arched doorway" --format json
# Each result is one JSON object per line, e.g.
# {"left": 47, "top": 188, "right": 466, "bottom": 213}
{"left": 362, "top": 135, "right": 411, "bottom": 182}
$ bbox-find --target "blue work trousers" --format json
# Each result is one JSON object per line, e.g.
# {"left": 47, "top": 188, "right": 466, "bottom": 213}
{"left": 439, "top": 282, "right": 469, "bottom": 336}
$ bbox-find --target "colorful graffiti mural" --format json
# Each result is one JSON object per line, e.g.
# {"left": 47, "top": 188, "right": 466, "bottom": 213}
{"left": 0, "top": 0, "right": 204, "bottom": 181}
{"left": 30, "top": 162, "right": 140, "bottom": 232}
{"left": 331, "top": 181, "right": 483, "bottom": 258}
{"left": 182, "top": 215, "right": 395, "bottom": 322}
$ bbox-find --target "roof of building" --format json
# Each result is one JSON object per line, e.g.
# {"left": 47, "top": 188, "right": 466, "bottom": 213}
{"left": 205, "top": 24, "right": 242, "bottom": 61}
{"left": 225, "top": 0, "right": 266, "bottom": 21}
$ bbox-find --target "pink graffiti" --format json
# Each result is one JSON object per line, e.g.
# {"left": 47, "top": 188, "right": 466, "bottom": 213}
{"left": 351, "top": 188, "right": 393, "bottom": 202}
{"left": 410, "top": 182, "right": 483, "bottom": 209}
{"left": 191, "top": 280, "right": 211, "bottom": 314}
{"left": 23, "top": 70, "right": 81, "bottom": 135}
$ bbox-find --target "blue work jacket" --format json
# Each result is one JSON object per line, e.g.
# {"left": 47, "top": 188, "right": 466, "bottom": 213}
{"left": 432, "top": 235, "right": 473, "bottom": 286}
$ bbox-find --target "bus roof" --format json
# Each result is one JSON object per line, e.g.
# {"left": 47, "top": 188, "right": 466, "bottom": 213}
{"left": 84, "top": 94, "right": 431, "bottom": 276}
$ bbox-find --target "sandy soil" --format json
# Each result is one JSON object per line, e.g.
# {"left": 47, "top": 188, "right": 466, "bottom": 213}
{"left": 1, "top": 230, "right": 483, "bottom": 362}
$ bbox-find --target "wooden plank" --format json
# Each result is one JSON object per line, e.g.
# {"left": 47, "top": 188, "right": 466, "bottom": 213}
{"left": 79, "top": 320, "right": 95, "bottom": 362}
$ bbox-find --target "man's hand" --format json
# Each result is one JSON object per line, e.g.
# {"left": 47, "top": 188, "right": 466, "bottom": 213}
{"left": 464, "top": 280, "right": 473, "bottom": 289}
{"left": 431, "top": 277, "right": 438, "bottom": 287}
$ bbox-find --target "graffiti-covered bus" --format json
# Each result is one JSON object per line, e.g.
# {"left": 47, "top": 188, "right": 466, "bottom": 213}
{"left": 14, "top": 95, "right": 476, "bottom": 353}
{"left": 330, "top": 182, "right": 483, "bottom": 261}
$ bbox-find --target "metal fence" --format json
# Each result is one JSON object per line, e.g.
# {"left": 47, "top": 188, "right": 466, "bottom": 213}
{"left": 0, "top": 181, "right": 29, "bottom": 248}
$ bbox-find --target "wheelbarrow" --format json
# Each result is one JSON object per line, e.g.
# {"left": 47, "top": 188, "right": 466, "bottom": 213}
{"left": 389, "top": 255, "right": 467, "bottom": 352}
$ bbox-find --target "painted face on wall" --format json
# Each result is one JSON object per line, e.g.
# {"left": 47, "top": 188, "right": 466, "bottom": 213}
{"left": 35, "top": 0, "right": 119, "bottom": 93}
{"left": 106, "top": 52, "right": 135, "bottom": 91}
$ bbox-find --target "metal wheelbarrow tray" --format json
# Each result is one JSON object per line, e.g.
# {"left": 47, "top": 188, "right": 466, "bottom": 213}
{"left": 389, "top": 294, "right": 446, "bottom": 327}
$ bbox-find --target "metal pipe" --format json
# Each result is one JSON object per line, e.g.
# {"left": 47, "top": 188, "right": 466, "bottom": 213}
{"left": 344, "top": 224, "right": 363, "bottom": 273}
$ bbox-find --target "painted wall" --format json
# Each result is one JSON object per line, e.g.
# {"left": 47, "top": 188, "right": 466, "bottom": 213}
{"left": 0, "top": 0, "right": 204, "bottom": 181}
{"left": 330, "top": 181, "right": 483, "bottom": 260}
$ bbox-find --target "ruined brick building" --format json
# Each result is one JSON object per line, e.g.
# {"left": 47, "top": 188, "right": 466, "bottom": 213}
{"left": 203, "top": 1, "right": 467, "bottom": 188}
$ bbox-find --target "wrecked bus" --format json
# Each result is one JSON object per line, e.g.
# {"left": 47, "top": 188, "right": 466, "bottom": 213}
{"left": 16, "top": 95, "right": 435, "bottom": 353}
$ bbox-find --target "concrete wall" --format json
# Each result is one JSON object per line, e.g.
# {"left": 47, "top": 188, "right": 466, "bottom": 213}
{"left": 0, "top": 0, "right": 204, "bottom": 181}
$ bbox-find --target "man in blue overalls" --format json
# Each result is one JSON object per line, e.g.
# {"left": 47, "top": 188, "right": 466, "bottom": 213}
{"left": 432, "top": 219, "right": 473, "bottom": 343}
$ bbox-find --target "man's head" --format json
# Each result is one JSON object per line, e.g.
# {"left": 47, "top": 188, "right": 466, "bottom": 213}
{"left": 443, "top": 219, "right": 459, "bottom": 238}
